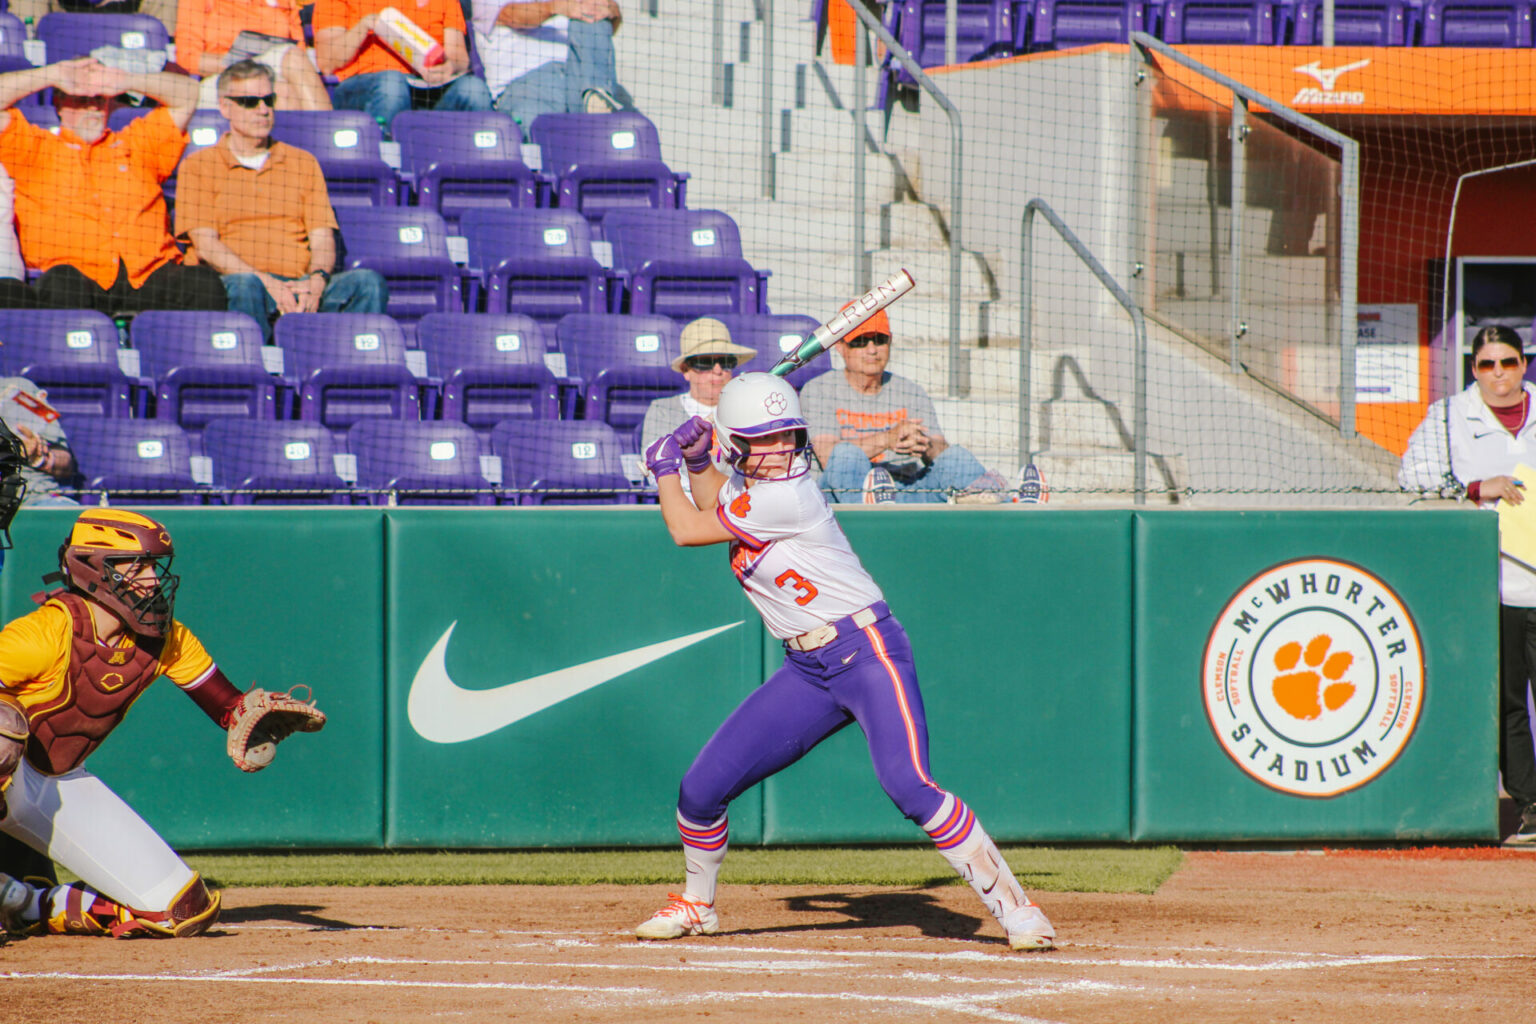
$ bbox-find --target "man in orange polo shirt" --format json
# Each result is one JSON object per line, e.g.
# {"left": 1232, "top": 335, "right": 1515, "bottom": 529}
{"left": 314, "top": 0, "right": 492, "bottom": 132}
{"left": 0, "top": 58, "right": 225, "bottom": 314}
{"left": 174, "top": 61, "right": 387, "bottom": 342}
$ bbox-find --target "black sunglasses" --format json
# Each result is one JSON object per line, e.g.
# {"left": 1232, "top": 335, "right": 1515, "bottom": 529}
{"left": 845, "top": 335, "right": 890, "bottom": 349}
{"left": 685, "top": 354, "right": 738, "bottom": 371}
{"left": 226, "top": 93, "right": 277, "bottom": 109}
{"left": 1476, "top": 356, "right": 1524, "bottom": 371}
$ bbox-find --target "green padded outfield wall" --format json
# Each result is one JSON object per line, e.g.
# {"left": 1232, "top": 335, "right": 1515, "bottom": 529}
{"left": 0, "top": 506, "right": 1497, "bottom": 849}
{"left": 0, "top": 508, "right": 387, "bottom": 849}
{"left": 384, "top": 509, "right": 768, "bottom": 847}
{"left": 1133, "top": 510, "right": 1498, "bottom": 840}
{"left": 760, "top": 510, "right": 1135, "bottom": 843}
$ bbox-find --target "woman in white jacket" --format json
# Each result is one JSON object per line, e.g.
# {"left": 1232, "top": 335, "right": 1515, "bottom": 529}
{"left": 1400, "top": 325, "right": 1536, "bottom": 843}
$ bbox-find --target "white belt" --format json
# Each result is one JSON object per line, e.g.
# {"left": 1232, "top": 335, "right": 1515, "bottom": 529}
{"left": 786, "top": 606, "right": 879, "bottom": 652}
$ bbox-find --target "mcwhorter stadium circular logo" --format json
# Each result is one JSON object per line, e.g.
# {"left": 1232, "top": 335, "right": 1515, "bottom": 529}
{"left": 1202, "top": 558, "right": 1424, "bottom": 797}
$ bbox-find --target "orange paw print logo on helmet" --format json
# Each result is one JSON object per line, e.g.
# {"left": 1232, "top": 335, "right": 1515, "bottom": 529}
{"left": 1271, "top": 635, "right": 1355, "bottom": 721}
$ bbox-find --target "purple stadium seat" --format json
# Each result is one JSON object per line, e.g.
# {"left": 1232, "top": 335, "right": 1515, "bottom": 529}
{"left": 202, "top": 416, "right": 352, "bottom": 504}
{"left": 38, "top": 12, "right": 168, "bottom": 61}
{"left": 1160, "top": 0, "right": 1276, "bottom": 40}
{"left": 275, "top": 313, "right": 422, "bottom": 431}
{"left": 416, "top": 313, "right": 561, "bottom": 429}
{"left": 0, "top": 13, "right": 28, "bottom": 59}
{"left": 556, "top": 312, "right": 682, "bottom": 448}
{"left": 390, "top": 110, "right": 540, "bottom": 233}
{"left": 130, "top": 311, "right": 280, "bottom": 430}
{"left": 1288, "top": 0, "right": 1409, "bottom": 41}
{"left": 1420, "top": 0, "right": 1532, "bottom": 44}
{"left": 0, "top": 309, "right": 134, "bottom": 417}
{"left": 1029, "top": 0, "right": 1146, "bottom": 47}
{"left": 490, "top": 419, "right": 638, "bottom": 505}
{"left": 712, "top": 313, "right": 831, "bottom": 390}
{"left": 528, "top": 111, "right": 689, "bottom": 225}
{"left": 602, "top": 209, "right": 768, "bottom": 320}
{"left": 269, "top": 110, "right": 399, "bottom": 207}
{"left": 64, "top": 416, "right": 206, "bottom": 504}
{"left": 461, "top": 209, "right": 610, "bottom": 323}
{"left": 889, "top": 0, "right": 1015, "bottom": 81}
{"left": 336, "top": 207, "right": 464, "bottom": 331}
{"left": 347, "top": 418, "right": 495, "bottom": 505}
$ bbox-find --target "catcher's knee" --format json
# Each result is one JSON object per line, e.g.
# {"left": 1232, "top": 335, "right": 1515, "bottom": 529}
{"left": 0, "top": 696, "right": 27, "bottom": 776}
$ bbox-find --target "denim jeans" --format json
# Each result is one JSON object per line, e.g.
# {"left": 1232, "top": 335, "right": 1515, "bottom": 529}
{"left": 332, "top": 70, "right": 494, "bottom": 134}
{"left": 494, "top": 19, "right": 621, "bottom": 138}
{"left": 820, "top": 442, "right": 989, "bottom": 504}
{"left": 223, "top": 269, "right": 389, "bottom": 342}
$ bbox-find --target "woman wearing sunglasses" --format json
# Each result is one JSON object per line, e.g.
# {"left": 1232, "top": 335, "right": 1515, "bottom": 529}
{"left": 1400, "top": 324, "right": 1536, "bottom": 844}
{"left": 639, "top": 317, "right": 755, "bottom": 498}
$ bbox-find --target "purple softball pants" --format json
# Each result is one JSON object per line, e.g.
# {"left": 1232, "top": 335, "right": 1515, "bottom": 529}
{"left": 676, "top": 602, "right": 948, "bottom": 827}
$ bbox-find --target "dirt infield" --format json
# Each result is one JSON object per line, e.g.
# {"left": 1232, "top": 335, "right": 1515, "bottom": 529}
{"left": 4, "top": 850, "right": 1533, "bottom": 1023}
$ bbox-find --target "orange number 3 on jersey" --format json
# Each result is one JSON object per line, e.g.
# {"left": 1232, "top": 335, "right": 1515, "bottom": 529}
{"left": 774, "top": 569, "right": 819, "bottom": 606}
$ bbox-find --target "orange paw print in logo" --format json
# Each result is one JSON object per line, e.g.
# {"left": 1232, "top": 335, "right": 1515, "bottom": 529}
{"left": 1271, "top": 635, "right": 1355, "bottom": 721}
{"left": 730, "top": 491, "right": 752, "bottom": 517}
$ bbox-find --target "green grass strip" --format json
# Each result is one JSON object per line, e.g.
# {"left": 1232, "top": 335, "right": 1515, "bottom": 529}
{"left": 185, "top": 846, "right": 1182, "bottom": 895}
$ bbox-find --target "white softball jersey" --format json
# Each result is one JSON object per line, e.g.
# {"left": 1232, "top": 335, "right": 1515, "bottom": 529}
{"left": 715, "top": 471, "right": 884, "bottom": 639}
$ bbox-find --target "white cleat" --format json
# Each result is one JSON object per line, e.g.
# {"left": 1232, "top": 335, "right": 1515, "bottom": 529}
{"left": 1003, "top": 904, "right": 1056, "bottom": 951}
{"left": 635, "top": 893, "right": 719, "bottom": 939}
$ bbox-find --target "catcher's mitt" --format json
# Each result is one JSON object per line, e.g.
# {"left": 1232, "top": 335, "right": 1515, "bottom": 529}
{"left": 226, "top": 686, "right": 325, "bottom": 773}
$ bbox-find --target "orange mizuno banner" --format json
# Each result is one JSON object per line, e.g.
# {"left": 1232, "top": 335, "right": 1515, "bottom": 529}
{"left": 1152, "top": 46, "right": 1536, "bottom": 116}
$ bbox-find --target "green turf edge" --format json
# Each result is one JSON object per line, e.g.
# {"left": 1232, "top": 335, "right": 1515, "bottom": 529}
{"left": 185, "top": 846, "right": 1183, "bottom": 895}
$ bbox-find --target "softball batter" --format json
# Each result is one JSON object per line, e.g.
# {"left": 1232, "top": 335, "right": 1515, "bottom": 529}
{"left": 636, "top": 372, "right": 1055, "bottom": 951}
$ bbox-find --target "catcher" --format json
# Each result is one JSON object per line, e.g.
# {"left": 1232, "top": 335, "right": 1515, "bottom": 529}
{"left": 0, "top": 509, "right": 325, "bottom": 938}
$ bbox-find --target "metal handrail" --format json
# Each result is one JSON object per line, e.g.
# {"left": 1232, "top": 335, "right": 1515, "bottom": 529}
{"left": 1021, "top": 199, "right": 1148, "bottom": 503}
{"left": 844, "top": 0, "right": 967, "bottom": 396}
{"left": 1130, "top": 33, "right": 1360, "bottom": 439}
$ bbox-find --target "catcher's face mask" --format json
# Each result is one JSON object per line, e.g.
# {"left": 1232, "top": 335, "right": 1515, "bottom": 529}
{"left": 53, "top": 510, "right": 180, "bottom": 637}
{"left": 0, "top": 421, "right": 28, "bottom": 549}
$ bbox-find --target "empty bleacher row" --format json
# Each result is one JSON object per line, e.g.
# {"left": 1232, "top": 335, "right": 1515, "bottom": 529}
{"left": 881, "top": 0, "right": 1536, "bottom": 80}
{"left": 5, "top": 307, "right": 825, "bottom": 504}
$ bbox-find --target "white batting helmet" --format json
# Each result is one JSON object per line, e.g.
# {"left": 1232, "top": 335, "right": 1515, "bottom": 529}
{"left": 714, "top": 373, "right": 812, "bottom": 480}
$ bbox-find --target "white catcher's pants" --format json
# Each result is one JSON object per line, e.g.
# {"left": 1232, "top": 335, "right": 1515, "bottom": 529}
{"left": 1, "top": 759, "right": 195, "bottom": 911}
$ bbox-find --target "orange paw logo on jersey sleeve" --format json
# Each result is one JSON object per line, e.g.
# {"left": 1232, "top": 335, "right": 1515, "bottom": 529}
{"left": 1271, "top": 635, "right": 1355, "bottom": 721}
{"left": 730, "top": 491, "right": 751, "bottom": 518}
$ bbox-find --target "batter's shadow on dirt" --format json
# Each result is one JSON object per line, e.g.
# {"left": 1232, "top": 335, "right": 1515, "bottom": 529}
{"left": 732, "top": 888, "right": 993, "bottom": 942}
{"left": 216, "top": 903, "right": 370, "bottom": 932}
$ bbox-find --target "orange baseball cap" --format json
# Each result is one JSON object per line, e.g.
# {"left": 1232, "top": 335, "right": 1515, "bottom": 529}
{"left": 841, "top": 305, "right": 890, "bottom": 341}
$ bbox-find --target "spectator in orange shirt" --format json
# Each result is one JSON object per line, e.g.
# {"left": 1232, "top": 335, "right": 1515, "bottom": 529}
{"left": 314, "top": 0, "right": 492, "bottom": 132}
{"left": 177, "top": 0, "right": 331, "bottom": 111}
{"left": 0, "top": 59, "right": 226, "bottom": 315}
{"left": 175, "top": 61, "right": 388, "bottom": 342}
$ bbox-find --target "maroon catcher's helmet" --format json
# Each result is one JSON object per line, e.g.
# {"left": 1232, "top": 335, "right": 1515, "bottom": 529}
{"left": 51, "top": 510, "right": 179, "bottom": 637}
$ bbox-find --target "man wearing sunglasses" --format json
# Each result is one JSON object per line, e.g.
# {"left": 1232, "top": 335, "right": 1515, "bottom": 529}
{"left": 174, "top": 60, "right": 388, "bottom": 341}
{"left": 0, "top": 58, "right": 227, "bottom": 314}
{"left": 640, "top": 317, "right": 756, "bottom": 498}
{"left": 801, "top": 307, "right": 1001, "bottom": 503}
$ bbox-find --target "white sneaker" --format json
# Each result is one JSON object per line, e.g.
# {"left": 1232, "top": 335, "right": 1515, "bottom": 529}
{"left": 862, "top": 467, "right": 898, "bottom": 504}
{"left": 1003, "top": 903, "right": 1055, "bottom": 951}
{"left": 635, "top": 893, "right": 719, "bottom": 939}
{"left": 0, "top": 873, "right": 36, "bottom": 934}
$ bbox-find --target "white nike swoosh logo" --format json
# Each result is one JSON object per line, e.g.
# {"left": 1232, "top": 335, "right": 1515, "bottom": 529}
{"left": 408, "top": 620, "right": 743, "bottom": 743}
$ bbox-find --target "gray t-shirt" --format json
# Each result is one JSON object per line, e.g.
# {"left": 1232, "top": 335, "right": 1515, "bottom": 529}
{"left": 0, "top": 376, "right": 70, "bottom": 502}
{"left": 800, "top": 371, "right": 940, "bottom": 474}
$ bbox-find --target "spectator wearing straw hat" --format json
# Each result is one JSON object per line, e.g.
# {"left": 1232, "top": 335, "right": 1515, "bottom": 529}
{"left": 640, "top": 317, "right": 757, "bottom": 451}
{"left": 640, "top": 317, "right": 755, "bottom": 499}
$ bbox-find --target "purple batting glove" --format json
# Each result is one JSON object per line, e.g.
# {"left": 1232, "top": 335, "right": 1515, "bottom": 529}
{"left": 674, "top": 415, "right": 715, "bottom": 474}
{"left": 644, "top": 432, "right": 685, "bottom": 479}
